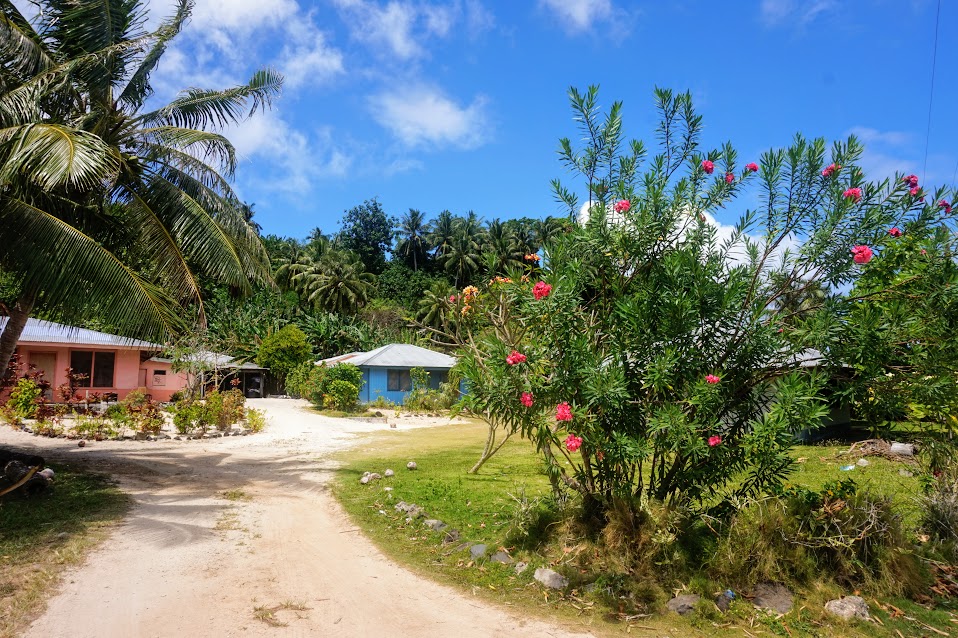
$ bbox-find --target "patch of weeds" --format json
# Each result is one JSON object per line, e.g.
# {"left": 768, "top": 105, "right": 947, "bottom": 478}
{"left": 221, "top": 489, "right": 251, "bottom": 502}
{"left": 215, "top": 510, "right": 243, "bottom": 532}
{"left": 252, "top": 601, "right": 310, "bottom": 627}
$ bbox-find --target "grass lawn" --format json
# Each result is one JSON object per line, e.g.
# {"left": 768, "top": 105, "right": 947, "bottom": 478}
{"left": 331, "top": 419, "right": 957, "bottom": 637}
{"left": 0, "top": 466, "right": 129, "bottom": 638}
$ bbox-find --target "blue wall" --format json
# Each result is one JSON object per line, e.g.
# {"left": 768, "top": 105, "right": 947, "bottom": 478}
{"left": 361, "top": 367, "right": 450, "bottom": 405}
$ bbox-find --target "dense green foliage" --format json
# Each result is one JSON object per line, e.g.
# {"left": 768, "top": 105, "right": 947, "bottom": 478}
{"left": 256, "top": 325, "right": 312, "bottom": 380}
{"left": 453, "top": 86, "right": 955, "bottom": 518}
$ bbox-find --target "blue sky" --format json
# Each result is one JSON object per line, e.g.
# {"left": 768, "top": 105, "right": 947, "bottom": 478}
{"left": 141, "top": 0, "right": 957, "bottom": 238}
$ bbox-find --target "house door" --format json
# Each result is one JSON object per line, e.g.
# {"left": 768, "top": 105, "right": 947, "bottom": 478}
{"left": 28, "top": 352, "right": 57, "bottom": 399}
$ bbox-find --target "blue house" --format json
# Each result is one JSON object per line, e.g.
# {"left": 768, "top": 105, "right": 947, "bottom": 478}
{"left": 317, "top": 344, "right": 457, "bottom": 405}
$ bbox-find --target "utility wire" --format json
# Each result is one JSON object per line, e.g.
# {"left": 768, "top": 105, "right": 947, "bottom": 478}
{"left": 922, "top": 0, "right": 941, "bottom": 184}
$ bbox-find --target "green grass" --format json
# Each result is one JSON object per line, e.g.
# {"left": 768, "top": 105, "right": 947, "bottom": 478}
{"left": 0, "top": 467, "right": 129, "bottom": 638}
{"left": 331, "top": 421, "right": 958, "bottom": 637}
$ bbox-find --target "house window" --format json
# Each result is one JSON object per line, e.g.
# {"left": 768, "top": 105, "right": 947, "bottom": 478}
{"left": 152, "top": 370, "right": 167, "bottom": 387}
{"left": 387, "top": 369, "right": 411, "bottom": 392}
{"left": 70, "top": 351, "right": 116, "bottom": 388}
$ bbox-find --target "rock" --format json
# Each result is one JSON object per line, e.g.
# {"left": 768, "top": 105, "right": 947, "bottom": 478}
{"left": 667, "top": 594, "right": 701, "bottom": 616}
{"left": 373, "top": 411, "right": 383, "bottom": 417}
{"left": 384, "top": 469, "right": 394, "bottom": 477}
{"left": 394, "top": 501, "right": 425, "bottom": 518}
{"left": 890, "top": 442, "right": 915, "bottom": 457}
{"left": 490, "top": 551, "right": 512, "bottom": 564}
{"left": 147, "top": 435, "right": 157, "bottom": 442}
{"left": 751, "top": 582, "right": 793, "bottom": 614}
{"left": 368, "top": 473, "right": 382, "bottom": 482}
{"left": 899, "top": 469, "right": 914, "bottom": 477}
{"left": 442, "top": 529, "right": 461, "bottom": 544}
{"left": 38, "top": 468, "right": 55, "bottom": 480}
{"left": 77, "top": 440, "right": 86, "bottom": 448}
{"left": 406, "top": 461, "right": 417, "bottom": 470}
{"left": 469, "top": 544, "right": 488, "bottom": 560}
{"left": 856, "top": 458, "right": 869, "bottom": 467}
{"left": 824, "top": 596, "right": 870, "bottom": 621}
{"left": 583, "top": 583, "right": 597, "bottom": 594}
{"left": 514, "top": 561, "right": 529, "bottom": 575}
{"left": 714, "top": 590, "right": 735, "bottom": 612}
{"left": 533, "top": 568, "right": 568, "bottom": 590}
{"left": 424, "top": 519, "right": 447, "bottom": 532}
{"left": 389, "top": 423, "right": 397, "bottom": 429}
{"left": 359, "top": 475, "right": 372, "bottom": 484}
{"left": 383, "top": 486, "right": 393, "bottom": 492}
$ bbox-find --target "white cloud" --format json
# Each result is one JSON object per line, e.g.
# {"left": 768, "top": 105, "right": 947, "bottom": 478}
{"left": 846, "top": 127, "right": 912, "bottom": 148}
{"left": 760, "top": 0, "right": 833, "bottom": 28}
{"left": 332, "top": 0, "right": 486, "bottom": 59}
{"left": 843, "top": 126, "right": 918, "bottom": 182}
{"left": 369, "top": 84, "right": 489, "bottom": 149}
{"left": 539, "top": 0, "right": 613, "bottom": 32}
{"left": 276, "top": 19, "right": 345, "bottom": 89}
{"left": 228, "top": 111, "right": 353, "bottom": 193}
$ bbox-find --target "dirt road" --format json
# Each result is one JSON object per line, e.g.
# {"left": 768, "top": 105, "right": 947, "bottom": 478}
{"left": 2, "top": 400, "right": 593, "bottom": 637}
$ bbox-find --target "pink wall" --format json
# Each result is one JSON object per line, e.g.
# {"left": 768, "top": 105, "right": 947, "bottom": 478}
{"left": 12, "top": 343, "right": 190, "bottom": 402}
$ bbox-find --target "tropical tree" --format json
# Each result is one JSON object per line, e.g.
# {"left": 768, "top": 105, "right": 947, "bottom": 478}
{"left": 483, "top": 218, "right": 524, "bottom": 276}
{"left": 0, "top": 0, "right": 280, "bottom": 375}
{"left": 394, "top": 208, "right": 430, "bottom": 271}
{"left": 428, "top": 210, "right": 456, "bottom": 262}
{"left": 337, "top": 198, "right": 393, "bottom": 275}
{"left": 443, "top": 229, "right": 482, "bottom": 287}
{"left": 297, "top": 251, "right": 375, "bottom": 314}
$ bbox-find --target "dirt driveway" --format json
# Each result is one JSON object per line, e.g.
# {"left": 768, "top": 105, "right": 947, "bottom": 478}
{"left": 2, "top": 399, "right": 593, "bottom": 637}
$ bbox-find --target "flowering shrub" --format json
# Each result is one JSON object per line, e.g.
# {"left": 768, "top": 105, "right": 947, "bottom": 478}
{"left": 532, "top": 281, "right": 552, "bottom": 300}
{"left": 452, "top": 86, "right": 945, "bottom": 517}
{"left": 7, "top": 378, "right": 42, "bottom": 418}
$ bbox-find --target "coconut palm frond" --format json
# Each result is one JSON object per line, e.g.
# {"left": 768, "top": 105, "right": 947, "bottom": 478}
{"left": 0, "top": 194, "right": 185, "bottom": 341}
{"left": 140, "top": 68, "right": 283, "bottom": 130}
{"left": 0, "top": 123, "right": 120, "bottom": 190}
{"left": 136, "top": 125, "right": 236, "bottom": 176}
{"left": 0, "top": 4, "right": 55, "bottom": 79}
{"left": 148, "top": 145, "right": 236, "bottom": 196}
{"left": 117, "top": 0, "right": 193, "bottom": 110}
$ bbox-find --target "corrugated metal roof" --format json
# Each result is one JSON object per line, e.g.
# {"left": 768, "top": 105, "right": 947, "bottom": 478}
{"left": 147, "top": 353, "right": 265, "bottom": 370}
{"left": 3, "top": 318, "right": 161, "bottom": 349}
{"left": 318, "top": 344, "right": 456, "bottom": 369}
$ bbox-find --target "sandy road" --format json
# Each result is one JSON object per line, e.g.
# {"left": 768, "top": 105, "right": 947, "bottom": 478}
{"left": 2, "top": 399, "right": 594, "bottom": 638}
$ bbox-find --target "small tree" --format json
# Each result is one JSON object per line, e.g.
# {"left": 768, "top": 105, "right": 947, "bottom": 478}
{"left": 257, "top": 325, "right": 313, "bottom": 385}
{"left": 454, "top": 86, "right": 946, "bottom": 519}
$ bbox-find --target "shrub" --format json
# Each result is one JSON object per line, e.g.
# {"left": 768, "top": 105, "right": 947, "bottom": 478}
{"left": 285, "top": 360, "right": 315, "bottom": 398}
{"left": 120, "top": 389, "right": 165, "bottom": 434}
{"left": 245, "top": 408, "right": 268, "bottom": 433}
{"left": 172, "top": 400, "right": 200, "bottom": 434}
{"left": 256, "top": 324, "right": 313, "bottom": 382}
{"left": 8, "top": 378, "right": 42, "bottom": 418}
{"left": 221, "top": 389, "right": 246, "bottom": 429}
{"left": 304, "top": 363, "right": 362, "bottom": 409}
{"left": 325, "top": 380, "right": 359, "bottom": 411}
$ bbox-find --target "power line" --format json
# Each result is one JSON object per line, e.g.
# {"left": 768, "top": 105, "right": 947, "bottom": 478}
{"left": 922, "top": 0, "right": 941, "bottom": 184}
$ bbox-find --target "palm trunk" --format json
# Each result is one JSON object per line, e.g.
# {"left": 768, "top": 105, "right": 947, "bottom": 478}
{"left": 0, "top": 290, "right": 36, "bottom": 382}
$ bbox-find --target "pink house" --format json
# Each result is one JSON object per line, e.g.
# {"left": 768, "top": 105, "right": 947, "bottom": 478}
{"left": 2, "top": 318, "right": 191, "bottom": 402}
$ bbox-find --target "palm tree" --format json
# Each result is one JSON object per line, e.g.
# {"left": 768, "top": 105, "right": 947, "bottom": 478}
{"left": 0, "top": 0, "right": 280, "bottom": 374}
{"left": 394, "top": 208, "right": 430, "bottom": 271}
{"left": 416, "top": 280, "right": 456, "bottom": 330}
{"left": 443, "top": 230, "right": 482, "bottom": 287}
{"left": 483, "top": 219, "right": 523, "bottom": 275}
{"left": 428, "top": 210, "right": 456, "bottom": 261}
{"left": 296, "top": 251, "right": 375, "bottom": 315}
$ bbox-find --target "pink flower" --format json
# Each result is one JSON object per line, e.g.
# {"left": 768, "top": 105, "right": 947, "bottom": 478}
{"left": 725, "top": 173, "right": 734, "bottom": 184}
{"left": 921, "top": 249, "right": 928, "bottom": 256}
{"left": 888, "top": 227, "right": 902, "bottom": 238}
{"left": 745, "top": 162, "right": 759, "bottom": 172}
{"left": 821, "top": 163, "right": 841, "bottom": 178}
{"left": 938, "top": 200, "right": 953, "bottom": 214}
{"left": 701, "top": 160, "right": 714, "bottom": 174}
{"left": 613, "top": 199, "right": 631, "bottom": 213}
{"left": 532, "top": 281, "right": 552, "bottom": 301}
{"left": 520, "top": 392, "right": 534, "bottom": 408}
{"left": 506, "top": 350, "right": 527, "bottom": 366}
{"left": 910, "top": 186, "right": 920, "bottom": 197}
{"left": 705, "top": 374, "right": 721, "bottom": 384}
{"left": 850, "top": 245, "right": 873, "bottom": 265}
{"left": 448, "top": 295, "right": 457, "bottom": 303}
{"left": 565, "top": 434, "right": 583, "bottom": 452}
{"left": 555, "top": 402, "right": 573, "bottom": 422}
{"left": 708, "top": 435, "right": 722, "bottom": 447}
{"left": 842, "top": 187, "right": 862, "bottom": 202}
{"left": 904, "top": 174, "right": 919, "bottom": 188}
